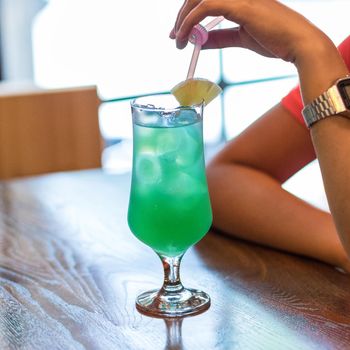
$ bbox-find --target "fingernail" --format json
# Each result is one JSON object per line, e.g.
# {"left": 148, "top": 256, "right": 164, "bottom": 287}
{"left": 176, "top": 38, "right": 187, "bottom": 50}
{"left": 169, "top": 28, "right": 176, "bottom": 39}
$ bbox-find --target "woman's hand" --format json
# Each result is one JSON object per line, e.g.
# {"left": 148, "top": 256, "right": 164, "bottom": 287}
{"left": 170, "top": 0, "right": 348, "bottom": 105}
{"left": 170, "top": 0, "right": 326, "bottom": 64}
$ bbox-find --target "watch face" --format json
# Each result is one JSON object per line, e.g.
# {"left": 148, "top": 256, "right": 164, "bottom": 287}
{"left": 337, "top": 78, "right": 350, "bottom": 109}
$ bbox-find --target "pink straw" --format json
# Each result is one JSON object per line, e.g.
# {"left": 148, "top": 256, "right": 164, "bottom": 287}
{"left": 186, "top": 16, "right": 224, "bottom": 79}
{"left": 205, "top": 16, "right": 225, "bottom": 31}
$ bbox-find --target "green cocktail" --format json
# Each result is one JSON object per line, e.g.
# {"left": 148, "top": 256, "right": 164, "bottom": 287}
{"left": 128, "top": 120, "right": 212, "bottom": 256}
{"left": 128, "top": 94, "right": 212, "bottom": 317}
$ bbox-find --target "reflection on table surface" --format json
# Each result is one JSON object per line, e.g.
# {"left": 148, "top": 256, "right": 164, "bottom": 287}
{"left": 0, "top": 169, "right": 349, "bottom": 350}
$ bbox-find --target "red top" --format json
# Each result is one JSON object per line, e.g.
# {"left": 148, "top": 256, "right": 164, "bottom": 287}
{"left": 281, "top": 35, "right": 350, "bottom": 127}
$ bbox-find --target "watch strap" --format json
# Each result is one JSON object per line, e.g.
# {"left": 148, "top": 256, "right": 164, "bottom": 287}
{"left": 302, "top": 77, "right": 350, "bottom": 128}
{"left": 302, "top": 90, "right": 337, "bottom": 128}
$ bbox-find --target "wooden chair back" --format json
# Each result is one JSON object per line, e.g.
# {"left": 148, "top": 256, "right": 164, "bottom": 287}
{"left": 0, "top": 84, "right": 102, "bottom": 179}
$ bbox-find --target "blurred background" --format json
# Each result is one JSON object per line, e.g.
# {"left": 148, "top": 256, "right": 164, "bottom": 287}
{"left": 0, "top": 0, "right": 348, "bottom": 208}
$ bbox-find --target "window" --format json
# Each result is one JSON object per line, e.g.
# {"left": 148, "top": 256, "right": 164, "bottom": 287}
{"left": 30, "top": 0, "right": 349, "bottom": 206}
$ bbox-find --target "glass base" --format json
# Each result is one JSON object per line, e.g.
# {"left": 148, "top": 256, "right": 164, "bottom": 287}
{"left": 136, "top": 287, "right": 210, "bottom": 318}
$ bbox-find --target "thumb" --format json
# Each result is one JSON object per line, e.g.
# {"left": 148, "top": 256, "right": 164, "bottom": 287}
{"left": 202, "top": 27, "right": 242, "bottom": 50}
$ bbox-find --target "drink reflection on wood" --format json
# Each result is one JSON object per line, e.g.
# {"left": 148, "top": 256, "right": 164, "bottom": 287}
{"left": 163, "top": 318, "right": 184, "bottom": 350}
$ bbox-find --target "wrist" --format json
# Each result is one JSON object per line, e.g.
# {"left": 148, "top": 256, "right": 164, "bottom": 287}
{"left": 294, "top": 34, "right": 349, "bottom": 105}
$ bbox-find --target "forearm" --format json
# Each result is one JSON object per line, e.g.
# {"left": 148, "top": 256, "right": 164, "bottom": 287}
{"left": 310, "top": 118, "right": 350, "bottom": 258}
{"left": 294, "top": 35, "right": 350, "bottom": 257}
{"left": 207, "top": 162, "right": 348, "bottom": 269}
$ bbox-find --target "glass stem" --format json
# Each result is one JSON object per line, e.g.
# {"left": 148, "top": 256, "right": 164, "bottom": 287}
{"left": 158, "top": 253, "right": 185, "bottom": 293}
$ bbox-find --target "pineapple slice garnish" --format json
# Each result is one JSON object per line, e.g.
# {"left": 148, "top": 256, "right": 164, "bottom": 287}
{"left": 171, "top": 78, "right": 222, "bottom": 106}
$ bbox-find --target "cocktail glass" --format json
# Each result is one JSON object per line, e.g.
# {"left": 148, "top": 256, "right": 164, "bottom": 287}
{"left": 128, "top": 94, "right": 212, "bottom": 317}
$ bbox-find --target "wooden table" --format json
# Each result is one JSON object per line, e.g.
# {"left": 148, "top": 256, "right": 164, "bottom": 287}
{"left": 0, "top": 170, "right": 349, "bottom": 350}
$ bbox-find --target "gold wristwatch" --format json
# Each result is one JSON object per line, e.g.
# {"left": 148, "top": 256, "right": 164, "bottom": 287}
{"left": 302, "top": 76, "right": 350, "bottom": 128}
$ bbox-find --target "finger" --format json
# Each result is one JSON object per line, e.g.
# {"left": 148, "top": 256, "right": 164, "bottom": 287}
{"left": 176, "top": 1, "right": 225, "bottom": 48}
{"left": 175, "top": 0, "right": 202, "bottom": 33}
{"left": 171, "top": 0, "right": 199, "bottom": 46}
{"left": 202, "top": 28, "right": 241, "bottom": 50}
{"left": 169, "top": 28, "right": 176, "bottom": 39}
{"left": 176, "top": 36, "right": 190, "bottom": 50}
{"left": 172, "top": 0, "right": 186, "bottom": 34}
{"left": 202, "top": 27, "right": 277, "bottom": 58}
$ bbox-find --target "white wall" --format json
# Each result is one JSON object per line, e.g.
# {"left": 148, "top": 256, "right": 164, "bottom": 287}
{"left": 0, "top": 0, "right": 46, "bottom": 80}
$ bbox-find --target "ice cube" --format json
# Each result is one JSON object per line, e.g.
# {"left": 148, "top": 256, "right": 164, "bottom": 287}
{"left": 175, "top": 125, "right": 202, "bottom": 168}
{"left": 135, "top": 152, "right": 161, "bottom": 184}
{"left": 135, "top": 125, "right": 157, "bottom": 153}
{"left": 174, "top": 109, "right": 198, "bottom": 126}
{"left": 133, "top": 109, "right": 160, "bottom": 127}
{"left": 161, "top": 172, "right": 207, "bottom": 210}
{"left": 156, "top": 128, "right": 183, "bottom": 161}
{"left": 165, "top": 172, "right": 197, "bottom": 194}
